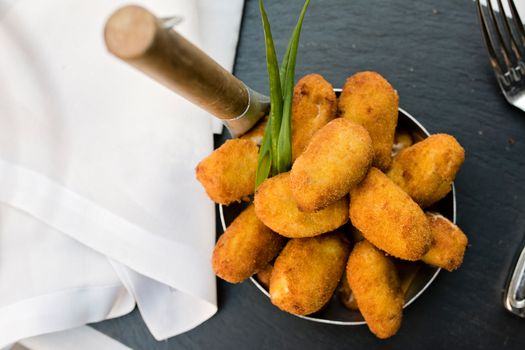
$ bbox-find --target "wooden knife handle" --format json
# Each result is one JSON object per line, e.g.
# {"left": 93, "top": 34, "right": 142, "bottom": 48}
{"left": 104, "top": 5, "right": 249, "bottom": 120}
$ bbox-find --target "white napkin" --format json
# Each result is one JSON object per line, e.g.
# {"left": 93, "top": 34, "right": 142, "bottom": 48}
{"left": 0, "top": 0, "right": 244, "bottom": 346}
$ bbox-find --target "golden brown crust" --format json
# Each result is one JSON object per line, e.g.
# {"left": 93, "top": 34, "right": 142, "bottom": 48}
{"left": 421, "top": 213, "right": 468, "bottom": 271}
{"left": 212, "top": 205, "right": 285, "bottom": 283}
{"left": 387, "top": 134, "right": 465, "bottom": 208}
{"left": 291, "top": 74, "right": 337, "bottom": 161}
{"left": 195, "top": 139, "right": 258, "bottom": 205}
{"left": 349, "top": 168, "right": 431, "bottom": 261}
{"left": 290, "top": 118, "right": 373, "bottom": 212}
{"left": 254, "top": 173, "right": 349, "bottom": 238}
{"left": 347, "top": 240, "right": 404, "bottom": 339}
{"left": 338, "top": 71, "right": 399, "bottom": 171}
{"left": 270, "top": 232, "right": 350, "bottom": 315}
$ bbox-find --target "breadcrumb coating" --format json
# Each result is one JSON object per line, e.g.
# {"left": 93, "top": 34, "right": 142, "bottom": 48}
{"left": 291, "top": 74, "right": 337, "bottom": 161}
{"left": 387, "top": 134, "right": 465, "bottom": 208}
{"left": 254, "top": 173, "right": 349, "bottom": 238}
{"left": 338, "top": 71, "right": 399, "bottom": 171}
{"left": 196, "top": 139, "right": 258, "bottom": 205}
{"left": 422, "top": 212, "right": 468, "bottom": 271}
{"left": 290, "top": 118, "right": 373, "bottom": 212}
{"left": 270, "top": 232, "right": 350, "bottom": 315}
{"left": 349, "top": 168, "right": 431, "bottom": 261}
{"left": 212, "top": 205, "right": 285, "bottom": 283}
{"left": 347, "top": 240, "right": 404, "bottom": 339}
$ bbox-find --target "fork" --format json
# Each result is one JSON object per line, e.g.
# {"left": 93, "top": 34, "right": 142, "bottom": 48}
{"left": 476, "top": 0, "right": 525, "bottom": 318}
{"left": 477, "top": 0, "right": 525, "bottom": 111}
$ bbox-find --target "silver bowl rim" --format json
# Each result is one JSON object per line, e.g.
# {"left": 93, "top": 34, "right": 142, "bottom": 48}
{"left": 219, "top": 103, "right": 456, "bottom": 326}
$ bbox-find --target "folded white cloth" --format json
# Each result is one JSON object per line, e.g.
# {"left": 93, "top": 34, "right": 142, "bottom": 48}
{"left": 0, "top": 0, "right": 244, "bottom": 347}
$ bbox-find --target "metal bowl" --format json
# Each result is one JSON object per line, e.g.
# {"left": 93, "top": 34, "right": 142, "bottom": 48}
{"left": 219, "top": 101, "right": 456, "bottom": 325}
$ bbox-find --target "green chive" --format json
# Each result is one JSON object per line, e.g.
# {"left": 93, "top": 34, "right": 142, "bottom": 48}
{"left": 255, "top": 118, "right": 273, "bottom": 188}
{"left": 280, "top": 0, "right": 310, "bottom": 95}
{"left": 275, "top": 0, "right": 310, "bottom": 173}
{"left": 259, "top": 0, "right": 283, "bottom": 167}
{"left": 280, "top": 38, "right": 292, "bottom": 92}
{"left": 255, "top": 0, "right": 310, "bottom": 188}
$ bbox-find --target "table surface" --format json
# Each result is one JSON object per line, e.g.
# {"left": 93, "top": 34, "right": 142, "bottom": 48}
{"left": 92, "top": 0, "right": 525, "bottom": 348}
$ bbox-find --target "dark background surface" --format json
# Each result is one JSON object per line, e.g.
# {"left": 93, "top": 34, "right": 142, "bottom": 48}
{"left": 92, "top": 0, "right": 525, "bottom": 348}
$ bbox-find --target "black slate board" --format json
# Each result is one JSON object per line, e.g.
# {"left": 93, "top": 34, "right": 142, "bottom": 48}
{"left": 92, "top": 0, "right": 525, "bottom": 348}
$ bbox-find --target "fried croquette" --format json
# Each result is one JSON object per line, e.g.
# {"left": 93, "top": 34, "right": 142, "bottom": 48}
{"left": 349, "top": 168, "right": 431, "bottom": 261}
{"left": 387, "top": 134, "right": 465, "bottom": 208}
{"left": 290, "top": 118, "right": 373, "bottom": 212}
{"left": 291, "top": 74, "right": 337, "bottom": 161}
{"left": 256, "top": 263, "right": 274, "bottom": 289}
{"left": 270, "top": 233, "right": 350, "bottom": 315}
{"left": 341, "top": 260, "right": 420, "bottom": 312}
{"left": 254, "top": 173, "right": 349, "bottom": 238}
{"left": 338, "top": 71, "right": 399, "bottom": 171}
{"left": 196, "top": 139, "right": 258, "bottom": 205}
{"left": 422, "top": 212, "right": 468, "bottom": 271}
{"left": 212, "top": 205, "right": 285, "bottom": 283}
{"left": 347, "top": 240, "right": 404, "bottom": 339}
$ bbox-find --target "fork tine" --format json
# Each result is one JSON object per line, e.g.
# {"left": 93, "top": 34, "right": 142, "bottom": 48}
{"left": 507, "top": 0, "right": 525, "bottom": 48}
{"left": 496, "top": 0, "right": 524, "bottom": 61}
{"left": 477, "top": 0, "right": 508, "bottom": 79}
{"left": 486, "top": 0, "right": 515, "bottom": 69}
{"left": 478, "top": 0, "right": 525, "bottom": 109}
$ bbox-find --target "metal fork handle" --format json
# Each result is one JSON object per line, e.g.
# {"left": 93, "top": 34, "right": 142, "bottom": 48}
{"left": 504, "top": 239, "right": 525, "bottom": 317}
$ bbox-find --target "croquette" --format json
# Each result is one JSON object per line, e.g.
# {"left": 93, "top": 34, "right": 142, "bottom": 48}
{"left": 422, "top": 212, "right": 468, "bottom": 271}
{"left": 290, "top": 118, "right": 373, "bottom": 212}
{"left": 387, "top": 134, "right": 465, "bottom": 208}
{"left": 254, "top": 173, "right": 349, "bottom": 238}
{"left": 349, "top": 168, "right": 431, "bottom": 261}
{"left": 212, "top": 205, "right": 285, "bottom": 283}
{"left": 338, "top": 71, "right": 399, "bottom": 171}
{"left": 341, "top": 260, "right": 421, "bottom": 312}
{"left": 347, "top": 240, "right": 404, "bottom": 339}
{"left": 196, "top": 139, "right": 258, "bottom": 205}
{"left": 270, "top": 232, "right": 350, "bottom": 315}
{"left": 291, "top": 74, "right": 337, "bottom": 161}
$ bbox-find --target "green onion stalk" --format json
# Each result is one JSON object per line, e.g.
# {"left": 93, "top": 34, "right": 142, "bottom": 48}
{"left": 255, "top": 0, "right": 310, "bottom": 189}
